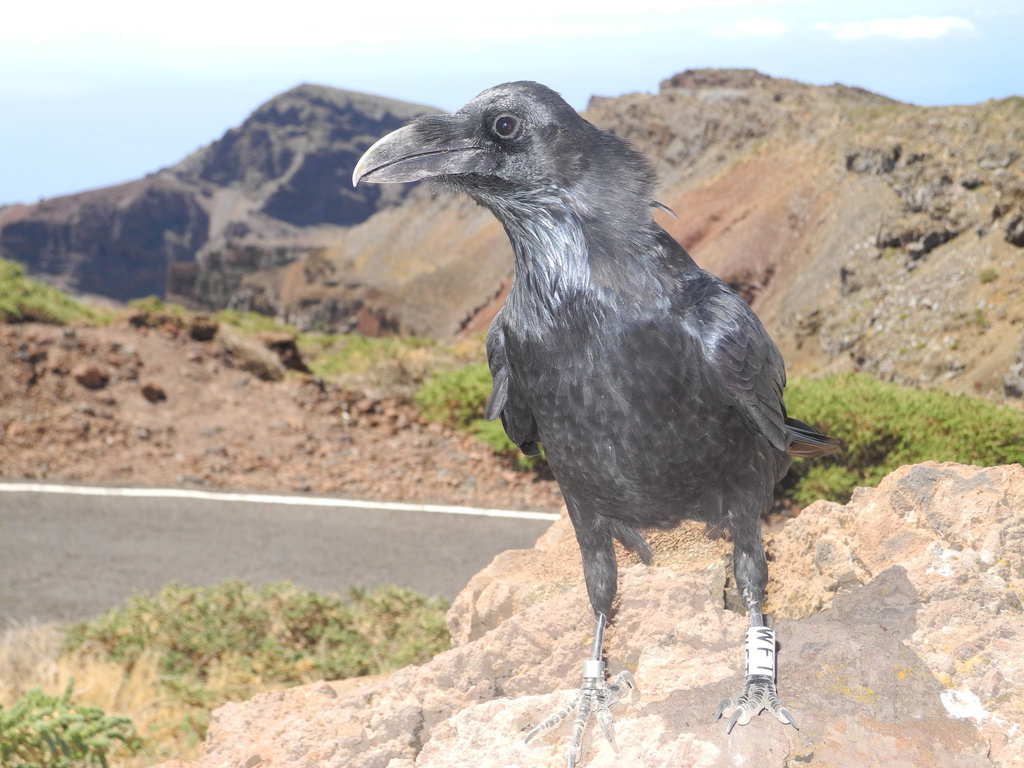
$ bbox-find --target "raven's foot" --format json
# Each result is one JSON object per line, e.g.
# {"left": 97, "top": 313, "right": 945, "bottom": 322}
{"left": 714, "top": 674, "right": 798, "bottom": 733}
{"left": 525, "top": 663, "right": 635, "bottom": 767}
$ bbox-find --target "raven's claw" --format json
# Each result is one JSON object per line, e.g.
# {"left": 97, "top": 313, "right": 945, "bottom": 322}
{"left": 526, "top": 670, "right": 635, "bottom": 767}
{"left": 714, "top": 674, "right": 798, "bottom": 733}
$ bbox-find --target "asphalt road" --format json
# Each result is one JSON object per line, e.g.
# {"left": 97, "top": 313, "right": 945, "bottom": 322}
{"left": 0, "top": 484, "right": 558, "bottom": 626}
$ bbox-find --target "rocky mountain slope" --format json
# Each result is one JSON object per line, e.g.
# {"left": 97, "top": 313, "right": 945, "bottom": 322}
{"left": 153, "top": 461, "right": 1024, "bottom": 768}
{"left": 2, "top": 70, "right": 1022, "bottom": 399}
{"left": 239, "top": 70, "right": 1024, "bottom": 398}
{"left": 0, "top": 85, "right": 438, "bottom": 304}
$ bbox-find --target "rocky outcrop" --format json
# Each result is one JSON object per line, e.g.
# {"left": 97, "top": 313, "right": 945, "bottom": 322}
{"left": 0, "top": 180, "right": 209, "bottom": 300}
{"left": 1004, "top": 332, "right": 1024, "bottom": 397}
{"left": 157, "top": 462, "right": 1024, "bottom": 768}
{"left": 180, "top": 84, "right": 433, "bottom": 229}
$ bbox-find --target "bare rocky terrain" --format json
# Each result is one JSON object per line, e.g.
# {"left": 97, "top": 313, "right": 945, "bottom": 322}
{"left": 0, "top": 315, "right": 562, "bottom": 512}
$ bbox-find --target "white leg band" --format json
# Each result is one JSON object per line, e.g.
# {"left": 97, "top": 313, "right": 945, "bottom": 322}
{"left": 744, "top": 626, "right": 776, "bottom": 679}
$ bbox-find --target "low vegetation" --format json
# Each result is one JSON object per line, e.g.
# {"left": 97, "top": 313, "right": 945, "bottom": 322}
{"left": 0, "top": 681, "right": 141, "bottom": 768}
{"left": 125, "top": 295, "right": 193, "bottom": 319}
{"left": 2, "top": 582, "right": 449, "bottom": 767}
{"left": 416, "top": 366, "right": 1023, "bottom": 503}
{"left": 0, "top": 257, "right": 106, "bottom": 325}
{"left": 63, "top": 581, "right": 449, "bottom": 691}
{"left": 781, "top": 373, "right": 1024, "bottom": 506}
{"left": 299, "top": 330, "right": 472, "bottom": 394}
{"left": 415, "top": 363, "right": 545, "bottom": 470}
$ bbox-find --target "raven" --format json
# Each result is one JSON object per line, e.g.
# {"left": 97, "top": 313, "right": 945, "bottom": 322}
{"left": 354, "top": 81, "right": 838, "bottom": 765}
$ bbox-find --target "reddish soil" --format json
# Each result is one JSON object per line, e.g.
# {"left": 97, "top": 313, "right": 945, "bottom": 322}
{"left": 0, "top": 318, "right": 563, "bottom": 512}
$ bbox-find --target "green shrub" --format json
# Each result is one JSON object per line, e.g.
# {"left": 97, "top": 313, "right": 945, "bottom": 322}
{"left": 126, "top": 295, "right": 191, "bottom": 316}
{"left": 415, "top": 363, "right": 493, "bottom": 426}
{"left": 467, "top": 417, "right": 543, "bottom": 470}
{"left": 416, "top": 368, "right": 1023, "bottom": 504}
{"left": 978, "top": 267, "right": 998, "bottom": 284}
{"left": 48, "top": 582, "right": 446, "bottom": 762}
{"left": 0, "top": 680, "right": 141, "bottom": 768}
{"left": 416, "top": 364, "right": 544, "bottom": 469}
{"left": 63, "top": 581, "right": 449, "bottom": 699}
{"left": 0, "top": 258, "right": 100, "bottom": 325}
{"left": 781, "top": 373, "right": 1024, "bottom": 505}
{"left": 308, "top": 333, "right": 439, "bottom": 379}
{"left": 213, "top": 308, "right": 299, "bottom": 336}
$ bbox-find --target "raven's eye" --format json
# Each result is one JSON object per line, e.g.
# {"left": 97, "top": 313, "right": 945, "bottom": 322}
{"left": 493, "top": 115, "right": 518, "bottom": 138}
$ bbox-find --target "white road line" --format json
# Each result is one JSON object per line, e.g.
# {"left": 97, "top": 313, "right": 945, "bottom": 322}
{"left": 0, "top": 482, "right": 562, "bottom": 522}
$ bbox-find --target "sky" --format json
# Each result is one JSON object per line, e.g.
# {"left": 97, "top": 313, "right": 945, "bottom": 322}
{"left": 0, "top": 0, "right": 1020, "bottom": 206}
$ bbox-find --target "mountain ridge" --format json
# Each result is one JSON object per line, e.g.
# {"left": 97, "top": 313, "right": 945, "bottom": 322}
{"left": 1, "top": 70, "right": 1021, "bottom": 399}
{"left": 0, "top": 83, "right": 441, "bottom": 304}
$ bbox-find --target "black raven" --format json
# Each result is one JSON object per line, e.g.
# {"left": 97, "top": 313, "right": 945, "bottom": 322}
{"left": 353, "top": 81, "right": 838, "bottom": 765}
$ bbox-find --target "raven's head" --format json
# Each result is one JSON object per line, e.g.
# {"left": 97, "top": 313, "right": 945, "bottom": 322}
{"left": 353, "top": 81, "right": 654, "bottom": 225}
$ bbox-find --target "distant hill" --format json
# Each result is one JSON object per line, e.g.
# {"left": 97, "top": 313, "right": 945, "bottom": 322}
{"left": 0, "top": 85, "right": 438, "bottom": 303}
{"left": 1, "top": 70, "right": 1022, "bottom": 398}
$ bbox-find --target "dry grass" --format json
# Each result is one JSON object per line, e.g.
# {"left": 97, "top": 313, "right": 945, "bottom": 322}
{"left": 2, "top": 581, "right": 451, "bottom": 767}
{"left": 1, "top": 620, "right": 209, "bottom": 765}
{"left": 0, "top": 620, "right": 63, "bottom": 702}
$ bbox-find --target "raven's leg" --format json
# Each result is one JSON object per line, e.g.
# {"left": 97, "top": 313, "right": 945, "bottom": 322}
{"left": 525, "top": 612, "right": 636, "bottom": 766}
{"left": 714, "top": 526, "right": 798, "bottom": 732}
{"left": 525, "top": 511, "right": 635, "bottom": 766}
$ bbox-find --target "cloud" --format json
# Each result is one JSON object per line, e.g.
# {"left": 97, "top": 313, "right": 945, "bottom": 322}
{"left": 733, "top": 19, "right": 790, "bottom": 37}
{"left": 704, "top": 18, "right": 790, "bottom": 39}
{"left": 0, "top": 0, "right": 780, "bottom": 47}
{"left": 815, "top": 17, "right": 976, "bottom": 41}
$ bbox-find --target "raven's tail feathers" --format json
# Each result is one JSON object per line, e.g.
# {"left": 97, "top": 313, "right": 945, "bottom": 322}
{"left": 786, "top": 417, "right": 840, "bottom": 458}
{"left": 609, "top": 519, "right": 653, "bottom": 565}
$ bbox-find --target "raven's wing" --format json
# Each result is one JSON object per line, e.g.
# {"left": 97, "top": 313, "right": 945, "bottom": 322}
{"left": 680, "top": 273, "right": 790, "bottom": 454}
{"left": 484, "top": 314, "right": 541, "bottom": 456}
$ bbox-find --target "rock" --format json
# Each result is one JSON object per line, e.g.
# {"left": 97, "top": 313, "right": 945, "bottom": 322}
{"left": 216, "top": 325, "right": 286, "bottom": 382}
{"left": 188, "top": 316, "right": 218, "bottom": 342}
{"left": 0, "top": 86, "right": 439, "bottom": 308}
{"left": 140, "top": 382, "right": 167, "bottom": 403}
{"left": 160, "top": 463, "right": 1023, "bottom": 768}
{"left": 72, "top": 363, "right": 110, "bottom": 390}
{"left": 255, "top": 331, "right": 310, "bottom": 373}
{"left": 846, "top": 144, "right": 902, "bottom": 175}
{"left": 905, "top": 227, "right": 960, "bottom": 261}
{"left": 1005, "top": 215, "right": 1024, "bottom": 247}
{"left": 979, "top": 144, "right": 1020, "bottom": 170}
{"left": 0, "top": 183, "right": 209, "bottom": 302}
{"left": 1004, "top": 331, "right": 1024, "bottom": 398}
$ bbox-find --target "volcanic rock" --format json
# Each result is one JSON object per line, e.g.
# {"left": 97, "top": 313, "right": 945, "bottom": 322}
{"left": 140, "top": 382, "right": 168, "bottom": 403}
{"left": 72, "top": 363, "right": 110, "bottom": 390}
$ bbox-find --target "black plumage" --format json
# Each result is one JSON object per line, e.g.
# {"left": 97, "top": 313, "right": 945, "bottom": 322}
{"left": 354, "top": 81, "right": 838, "bottom": 765}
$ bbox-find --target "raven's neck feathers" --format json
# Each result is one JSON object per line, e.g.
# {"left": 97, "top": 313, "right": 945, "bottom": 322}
{"left": 477, "top": 185, "right": 685, "bottom": 330}
{"left": 488, "top": 186, "right": 592, "bottom": 317}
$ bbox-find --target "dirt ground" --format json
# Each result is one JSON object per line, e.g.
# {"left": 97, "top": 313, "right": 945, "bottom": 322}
{"left": 0, "top": 316, "right": 564, "bottom": 512}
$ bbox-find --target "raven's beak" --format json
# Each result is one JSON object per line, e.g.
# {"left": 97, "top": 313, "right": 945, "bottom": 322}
{"left": 352, "top": 117, "right": 490, "bottom": 186}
